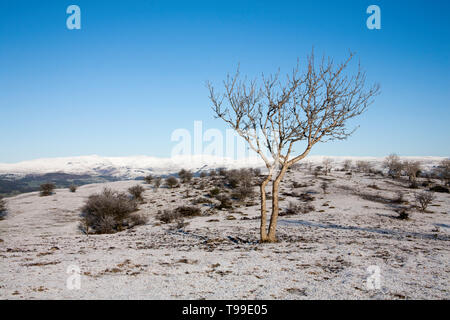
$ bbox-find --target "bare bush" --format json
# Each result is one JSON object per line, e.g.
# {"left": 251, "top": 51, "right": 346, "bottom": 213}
{"left": 209, "top": 169, "right": 217, "bottom": 177}
{"left": 435, "top": 158, "right": 450, "bottom": 186}
{"left": 178, "top": 169, "right": 193, "bottom": 183}
{"left": 69, "top": 185, "right": 77, "bottom": 193}
{"left": 355, "top": 160, "right": 372, "bottom": 173}
{"left": 0, "top": 197, "right": 6, "bottom": 220}
{"left": 191, "top": 197, "right": 213, "bottom": 205}
{"left": 281, "top": 202, "right": 315, "bottom": 216}
{"left": 216, "top": 195, "right": 233, "bottom": 210}
{"left": 403, "top": 160, "right": 422, "bottom": 184}
{"left": 209, "top": 187, "right": 221, "bottom": 197}
{"left": 320, "top": 182, "right": 328, "bottom": 194}
{"left": 165, "top": 176, "right": 179, "bottom": 189}
{"left": 322, "top": 158, "right": 333, "bottom": 175}
{"left": 199, "top": 171, "right": 207, "bottom": 178}
{"left": 383, "top": 154, "right": 403, "bottom": 179}
{"left": 313, "top": 166, "right": 322, "bottom": 178}
{"left": 395, "top": 207, "right": 410, "bottom": 220}
{"left": 232, "top": 185, "right": 255, "bottom": 201}
{"left": 144, "top": 175, "right": 153, "bottom": 184}
{"left": 128, "top": 185, "right": 145, "bottom": 201}
{"left": 154, "top": 177, "right": 162, "bottom": 190}
{"left": 80, "top": 188, "right": 139, "bottom": 234}
{"left": 157, "top": 206, "right": 201, "bottom": 223}
{"left": 40, "top": 183, "right": 55, "bottom": 196}
{"left": 414, "top": 191, "right": 435, "bottom": 212}
{"left": 343, "top": 159, "right": 353, "bottom": 171}
{"left": 129, "top": 213, "right": 148, "bottom": 226}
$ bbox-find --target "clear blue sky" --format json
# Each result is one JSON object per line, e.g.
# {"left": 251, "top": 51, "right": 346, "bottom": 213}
{"left": 0, "top": 0, "right": 449, "bottom": 163}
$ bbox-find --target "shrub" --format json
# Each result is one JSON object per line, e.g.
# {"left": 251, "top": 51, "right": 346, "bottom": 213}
{"left": 343, "top": 159, "right": 353, "bottom": 171}
{"left": 69, "top": 185, "right": 77, "bottom": 193}
{"left": 209, "top": 187, "right": 221, "bottom": 197}
{"left": 80, "top": 188, "right": 139, "bottom": 234}
{"left": 198, "top": 181, "right": 207, "bottom": 190}
{"left": 292, "top": 181, "right": 308, "bottom": 188}
{"left": 157, "top": 210, "right": 177, "bottom": 224}
{"left": 356, "top": 160, "right": 372, "bottom": 173}
{"left": 199, "top": 171, "right": 207, "bottom": 178}
{"left": 209, "top": 169, "right": 217, "bottom": 177}
{"left": 297, "top": 192, "right": 315, "bottom": 202}
{"left": 396, "top": 208, "right": 410, "bottom": 220}
{"left": 320, "top": 182, "right": 328, "bottom": 194}
{"left": 0, "top": 197, "right": 6, "bottom": 220}
{"left": 129, "top": 213, "right": 149, "bottom": 226}
{"left": 281, "top": 202, "right": 315, "bottom": 216}
{"left": 192, "top": 197, "right": 213, "bottom": 205}
{"left": 157, "top": 206, "right": 201, "bottom": 223}
{"left": 128, "top": 185, "right": 145, "bottom": 201}
{"left": 153, "top": 177, "right": 162, "bottom": 190}
{"left": 144, "top": 175, "right": 153, "bottom": 184}
{"left": 216, "top": 195, "right": 233, "bottom": 210}
{"left": 40, "top": 183, "right": 55, "bottom": 196}
{"left": 232, "top": 185, "right": 255, "bottom": 201}
{"left": 178, "top": 169, "right": 193, "bottom": 183}
{"left": 225, "top": 169, "right": 240, "bottom": 188}
{"left": 313, "top": 166, "right": 322, "bottom": 177}
{"left": 383, "top": 154, "right": 403, "bottom": 178}
{"left": 415, "top": 191, "right": 435, "bottom": 212}
{"left": 434, "top": 158, "right": 450, "bottom": 186}
{"left": 252, "top": 168, "right": 261, "bottom": 176}
{"left": 165, "top": 176, "right": 179, "bottom": 188}
{"left": 175, "top": 205, "right": 201, "bottom": 217}
{"left": 322, "top": 158, "right": 333, "bottom": 175}
{"left": 403, "top": 160, "right": 422, "bottom": 183}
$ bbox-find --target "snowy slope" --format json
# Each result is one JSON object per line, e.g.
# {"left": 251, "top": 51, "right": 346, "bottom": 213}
{"left": 0, "top": 154, "right": 446, "bottom": 179}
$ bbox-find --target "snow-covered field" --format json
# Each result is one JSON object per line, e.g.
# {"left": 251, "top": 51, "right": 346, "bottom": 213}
{"left": 0, "top": 161, "right": 449, "bottom": 299}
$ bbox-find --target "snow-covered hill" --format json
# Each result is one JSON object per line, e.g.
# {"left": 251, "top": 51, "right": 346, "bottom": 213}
{"left": 0, "top": 154, "right": 446, "bottom": 179}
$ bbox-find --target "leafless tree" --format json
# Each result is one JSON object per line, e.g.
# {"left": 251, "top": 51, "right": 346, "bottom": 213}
{"left": 208, "top": 49, "right": 379, "bottom": 242}
{"left": 322, "top": 158, "right": 333, "bottom": 175}
{"left": 383, "top": 154, "right": 403, "bottom": 179}
{"left": 415, "top": 191, "right": 435, "bottom": 212}
{"left": 343, "top": 159, "right": 353, "bottom": 171}
{"left": 153, "top": 176, "right": 162, "bottom": 191}
{"left": 435, "top": 158, "right": 450, "bottom": 186}
{"left": 356, "top": 160, "right": 372, "bottom": 173}
{"left": 403, "top": 160, "right": 422, "bottom": 184}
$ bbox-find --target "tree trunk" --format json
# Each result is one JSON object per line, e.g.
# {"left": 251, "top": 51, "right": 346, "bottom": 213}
{"left": 267, "top": 166, "right": 288, "bottom": 242}
{"left": 259, "top": 174, "right": 272, "bottom": 242}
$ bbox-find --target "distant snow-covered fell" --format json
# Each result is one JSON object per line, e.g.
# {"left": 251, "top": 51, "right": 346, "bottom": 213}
{"left": 0, "top": 155, "right": 446, "bottom": 179}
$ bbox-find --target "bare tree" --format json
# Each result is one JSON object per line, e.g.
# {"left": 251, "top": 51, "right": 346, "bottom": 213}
{"left": 415, "top": 191, "right": 435, "bottom": 212}
{"left": 153, "top": 176, "right": 162, "bottom": 191}
{"left": 403, "top": 160, "right": 422, "bottom": 185}
{"left": 343, "top": 159, "right": 353, "bottom": 171}
{"left": 208, "top": 50, "right": 379, "bottom": 242}
{"left": 322, "top": 158, "right": 333, "bottom": 175}
{"left": 383, "top": 154, "right": 403, "bottom": 179}
{"left": 435, "top": 158, "right": 450, "bottom": 186}
{"left": 356, "top": 160, "right": 372, "bottom": 173}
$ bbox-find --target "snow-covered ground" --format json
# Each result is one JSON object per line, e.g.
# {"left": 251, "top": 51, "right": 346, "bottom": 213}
{"left": 0, "top": 162, "right": 449, "bottom": 299}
